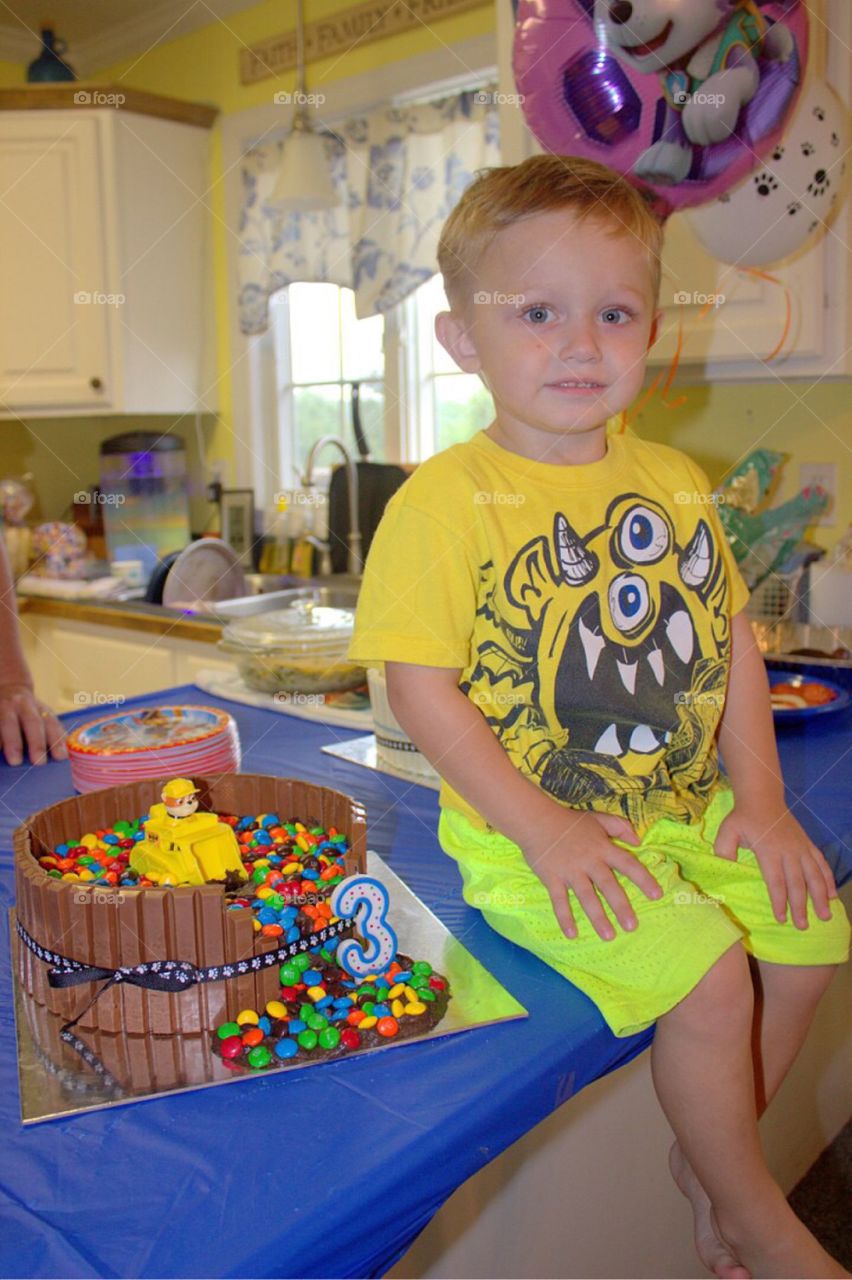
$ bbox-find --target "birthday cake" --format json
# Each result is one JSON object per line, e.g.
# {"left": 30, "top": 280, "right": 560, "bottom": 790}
{"left": 14, "top": 774, "right": 450, "bottom": 1066}
{"left": 367, "top": 669, "right": 440, "bottom": 786}
{"left": 13, "top": 776, "right": 347, "bottom": 1026}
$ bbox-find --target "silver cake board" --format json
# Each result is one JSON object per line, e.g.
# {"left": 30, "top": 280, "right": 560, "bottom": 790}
{"left": 12, "top": 852, "right": 527, "bottom": 1124}
{"left": 321, "top": 734, "right": 441, "bottom": 790}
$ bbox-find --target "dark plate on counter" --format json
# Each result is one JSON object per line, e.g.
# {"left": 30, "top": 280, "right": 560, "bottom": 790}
{"left": 769, "top": 672, "right": 850, "bottom": 721}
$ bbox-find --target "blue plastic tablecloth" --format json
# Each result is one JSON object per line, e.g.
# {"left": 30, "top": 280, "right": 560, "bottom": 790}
{"left": 0, "top": 684, "right": 849, "bottom": 1279}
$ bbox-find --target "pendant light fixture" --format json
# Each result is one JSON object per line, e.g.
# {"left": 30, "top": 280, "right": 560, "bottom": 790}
{"left": 270, "top": 0, "right": 340, "bottom": 211}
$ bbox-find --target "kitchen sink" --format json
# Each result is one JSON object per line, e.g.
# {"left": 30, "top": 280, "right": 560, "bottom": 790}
{"left": 211, "top": 575, "right": 361, "bottom": 619}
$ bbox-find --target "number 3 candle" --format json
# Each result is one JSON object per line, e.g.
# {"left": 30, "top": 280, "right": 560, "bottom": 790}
{"left": 331, "top": 876, "right": 398, "bottom": 977}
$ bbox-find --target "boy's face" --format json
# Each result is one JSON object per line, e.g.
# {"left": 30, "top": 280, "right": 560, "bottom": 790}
{"left": 436, "top": 209, "right": 662, "bottom": 464}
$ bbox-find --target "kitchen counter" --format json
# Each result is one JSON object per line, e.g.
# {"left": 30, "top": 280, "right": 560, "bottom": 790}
{"left": 16, "top": 593, "right": 223, "bottom": 643}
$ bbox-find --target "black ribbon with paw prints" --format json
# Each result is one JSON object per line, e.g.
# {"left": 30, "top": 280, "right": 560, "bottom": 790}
{"left": 15, "top": 915, "right": 352, "bottom": 1084}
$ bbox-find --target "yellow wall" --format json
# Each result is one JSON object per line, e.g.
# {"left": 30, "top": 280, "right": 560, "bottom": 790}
{"left": 634, "top": 380, "right": 850, "bottom": 553}
{"left": 0, "top": 58, "right": 23, "bottom": 85}
{"left": 0, "top": 415, "right": 216, "bottom": 535}
{"left": 94, "top": 0, "right": 492, "bottom": 116}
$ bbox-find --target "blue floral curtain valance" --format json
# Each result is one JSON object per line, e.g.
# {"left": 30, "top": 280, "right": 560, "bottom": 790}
{"left": 238, "top": 88, "right": 500, "bottom": 333}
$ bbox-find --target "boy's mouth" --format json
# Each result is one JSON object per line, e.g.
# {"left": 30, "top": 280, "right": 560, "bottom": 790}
{"left": 548, "top": 380, "right": 606, "bottom": 393}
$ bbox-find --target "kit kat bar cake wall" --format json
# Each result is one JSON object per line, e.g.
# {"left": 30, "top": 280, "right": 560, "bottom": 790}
{"left": 14, "top": 774, "right": 367, "bottom": 1036}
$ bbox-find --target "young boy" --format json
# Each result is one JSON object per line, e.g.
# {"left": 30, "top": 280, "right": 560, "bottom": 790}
{"left": 348, "top": 154, "right": 850, "bottom": 1278}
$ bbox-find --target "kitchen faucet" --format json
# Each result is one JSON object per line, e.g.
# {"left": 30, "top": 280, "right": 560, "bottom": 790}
{"left": 302, "top": 435, "right": 362, "bottom": 575}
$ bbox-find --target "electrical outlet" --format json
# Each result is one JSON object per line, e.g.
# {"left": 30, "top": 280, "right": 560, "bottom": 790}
{"left": 799, "top": 463, "right": 837, "bottom": 527}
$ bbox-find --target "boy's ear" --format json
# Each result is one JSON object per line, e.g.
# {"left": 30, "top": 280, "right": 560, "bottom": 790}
{"left": 435, "top": 309, "right": 481, "bottom": 374}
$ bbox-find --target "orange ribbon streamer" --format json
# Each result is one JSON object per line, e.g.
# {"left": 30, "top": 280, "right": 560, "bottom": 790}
{"left": 616, "top": 266, "right": 792, "bottom": 434}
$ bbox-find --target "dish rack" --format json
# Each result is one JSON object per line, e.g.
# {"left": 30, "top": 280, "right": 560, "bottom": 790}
{"left": 745, "top": 565, "right": 811, "bottom": 624}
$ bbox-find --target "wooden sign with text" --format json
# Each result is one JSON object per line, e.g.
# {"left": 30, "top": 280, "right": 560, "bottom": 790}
{"left": 239, "top": 0, "right": 487, "bottom": 86}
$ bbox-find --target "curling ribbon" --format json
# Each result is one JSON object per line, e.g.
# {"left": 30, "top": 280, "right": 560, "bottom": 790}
{"left": 616, "top": 269, "right": 792, "bottom": 436}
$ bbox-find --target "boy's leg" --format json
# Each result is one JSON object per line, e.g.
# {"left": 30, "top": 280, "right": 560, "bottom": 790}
{"left": 670, "top": 959, "right": 840, "bottom": 1277}
{"left": 663, "top": 787, "right": 850, "bottom": 1272}
{"left": 750, "top": 958, "right": 838, "bottom": 1113}
{"left": 653, "top": 943, "right": 847, "bottom": 1278}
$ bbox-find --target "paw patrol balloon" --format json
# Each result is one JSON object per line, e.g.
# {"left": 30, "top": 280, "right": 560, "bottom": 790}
{"left": 513, "top": 0, "right": 809, "bottom": 215}
{"left": 686, "top": 78, "right": 849, "bottom": 266}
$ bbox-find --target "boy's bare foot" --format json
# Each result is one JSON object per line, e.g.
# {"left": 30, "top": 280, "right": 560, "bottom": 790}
{"left": 669, "top": 1142, "right": 751, "bottom": 1279}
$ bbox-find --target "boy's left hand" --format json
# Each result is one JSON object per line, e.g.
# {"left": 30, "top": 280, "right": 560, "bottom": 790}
{"left": 714, "top": 797, "right": 838, "bottom": 928}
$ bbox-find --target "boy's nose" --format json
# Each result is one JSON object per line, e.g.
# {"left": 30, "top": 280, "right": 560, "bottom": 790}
{"left": 558, "top": 324, "right": 601, "bottom": 362}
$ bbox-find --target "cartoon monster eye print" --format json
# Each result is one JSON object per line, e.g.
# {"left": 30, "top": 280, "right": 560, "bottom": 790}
{"left": 808, "top": 169, "right": 830, "bottom": 197}
{"left": 609, "top": 574, "right": 652, "bottom": 635}
{"left": 617, "top": 505, "right": 670, "bottom": 565}
{"left": 754, "top": 171, "right": 779, "bottom": 196}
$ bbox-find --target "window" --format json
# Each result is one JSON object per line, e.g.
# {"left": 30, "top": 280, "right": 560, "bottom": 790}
{"left": 268, "top": 275, "right": 495, "bottom": 497}
{"left": 270, "top": 283, "right": 385, "bottom": 487}
{"left": 403, "top": 273, "right": 494, "bottom": 459}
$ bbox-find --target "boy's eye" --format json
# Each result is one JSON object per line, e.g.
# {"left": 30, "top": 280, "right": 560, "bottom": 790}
{"left": 601, "top": 307, "right": 633, "bottom": 324}
{"left": 523, "top": 305, "right": 555, "bottom": 324}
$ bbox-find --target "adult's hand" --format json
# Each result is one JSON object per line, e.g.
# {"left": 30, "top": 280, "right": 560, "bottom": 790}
{"left": 0, "top": 683, "right": 67, "bottom": 766}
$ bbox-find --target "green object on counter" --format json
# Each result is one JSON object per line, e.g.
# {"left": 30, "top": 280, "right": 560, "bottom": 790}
{"left": 715, "top": 449, "right": 830, "bottom": 591}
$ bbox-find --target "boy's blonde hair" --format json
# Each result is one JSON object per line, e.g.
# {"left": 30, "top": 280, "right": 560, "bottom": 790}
{"left": 437, "top": 154, "right": 664, "bottom": 312}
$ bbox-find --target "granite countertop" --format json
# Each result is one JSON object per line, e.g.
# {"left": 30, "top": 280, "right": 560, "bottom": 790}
{"left": 16, "top": 593, "right": 223, "bottom": 643}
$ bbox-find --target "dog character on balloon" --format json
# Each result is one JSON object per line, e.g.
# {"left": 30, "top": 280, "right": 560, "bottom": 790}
{"left": 596, "top": 0, "right": 799, "bottom": 185}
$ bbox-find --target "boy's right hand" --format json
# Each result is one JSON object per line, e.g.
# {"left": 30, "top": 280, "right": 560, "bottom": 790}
{"left": 521, "top": 808, "right": 663, "bottom": 941}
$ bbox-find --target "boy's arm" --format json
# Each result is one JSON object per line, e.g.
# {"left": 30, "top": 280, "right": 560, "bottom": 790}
{"left": 715, "top": 611, "right": 837, "bottom": 927}
{"left": 386, "top": 661, "right": 663, "bottom": 941}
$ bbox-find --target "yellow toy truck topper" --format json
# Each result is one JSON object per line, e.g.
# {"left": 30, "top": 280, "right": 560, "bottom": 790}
{"left": 130, "top": 778, "right": 247, "bottom": 887}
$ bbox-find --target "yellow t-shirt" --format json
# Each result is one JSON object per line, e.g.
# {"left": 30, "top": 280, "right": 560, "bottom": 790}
{"left": 349, "top": 430, "right": 750, "bottom": 835}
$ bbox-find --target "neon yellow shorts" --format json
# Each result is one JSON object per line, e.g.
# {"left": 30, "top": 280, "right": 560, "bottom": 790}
{"left": 438, "top": 787, "right": 850, "bottom": 1038}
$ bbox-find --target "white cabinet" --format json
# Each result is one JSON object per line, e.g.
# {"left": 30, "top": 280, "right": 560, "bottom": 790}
{"left": 19, "top": 611, "right": 236, "bottom": 712}
{"left": 0, "top": 115, "right": 111, "bottom": 411}
{"left": 0, "top": 98, "right": 216, "bottom": 415}
{"left": 496, "top": 0, "right": 850, "bottom": 380}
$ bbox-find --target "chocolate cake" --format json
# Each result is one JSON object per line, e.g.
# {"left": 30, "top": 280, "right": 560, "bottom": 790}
{"left": 14, "top": 774, "right": 367, "bottom": 1036}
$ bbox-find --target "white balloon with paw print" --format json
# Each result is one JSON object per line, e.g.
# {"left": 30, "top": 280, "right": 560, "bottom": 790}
{"left": 685, "top": 79, "right": 849, "bottom": 267}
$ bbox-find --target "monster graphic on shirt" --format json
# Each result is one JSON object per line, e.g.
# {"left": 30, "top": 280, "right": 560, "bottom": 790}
{"left": 461, "top": 493, "right": 733, "bottom": 832}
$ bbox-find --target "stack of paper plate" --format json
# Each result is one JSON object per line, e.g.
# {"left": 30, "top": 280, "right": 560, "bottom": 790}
{"left": 67, "top": 705, "right": 241, "bottom": 794}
